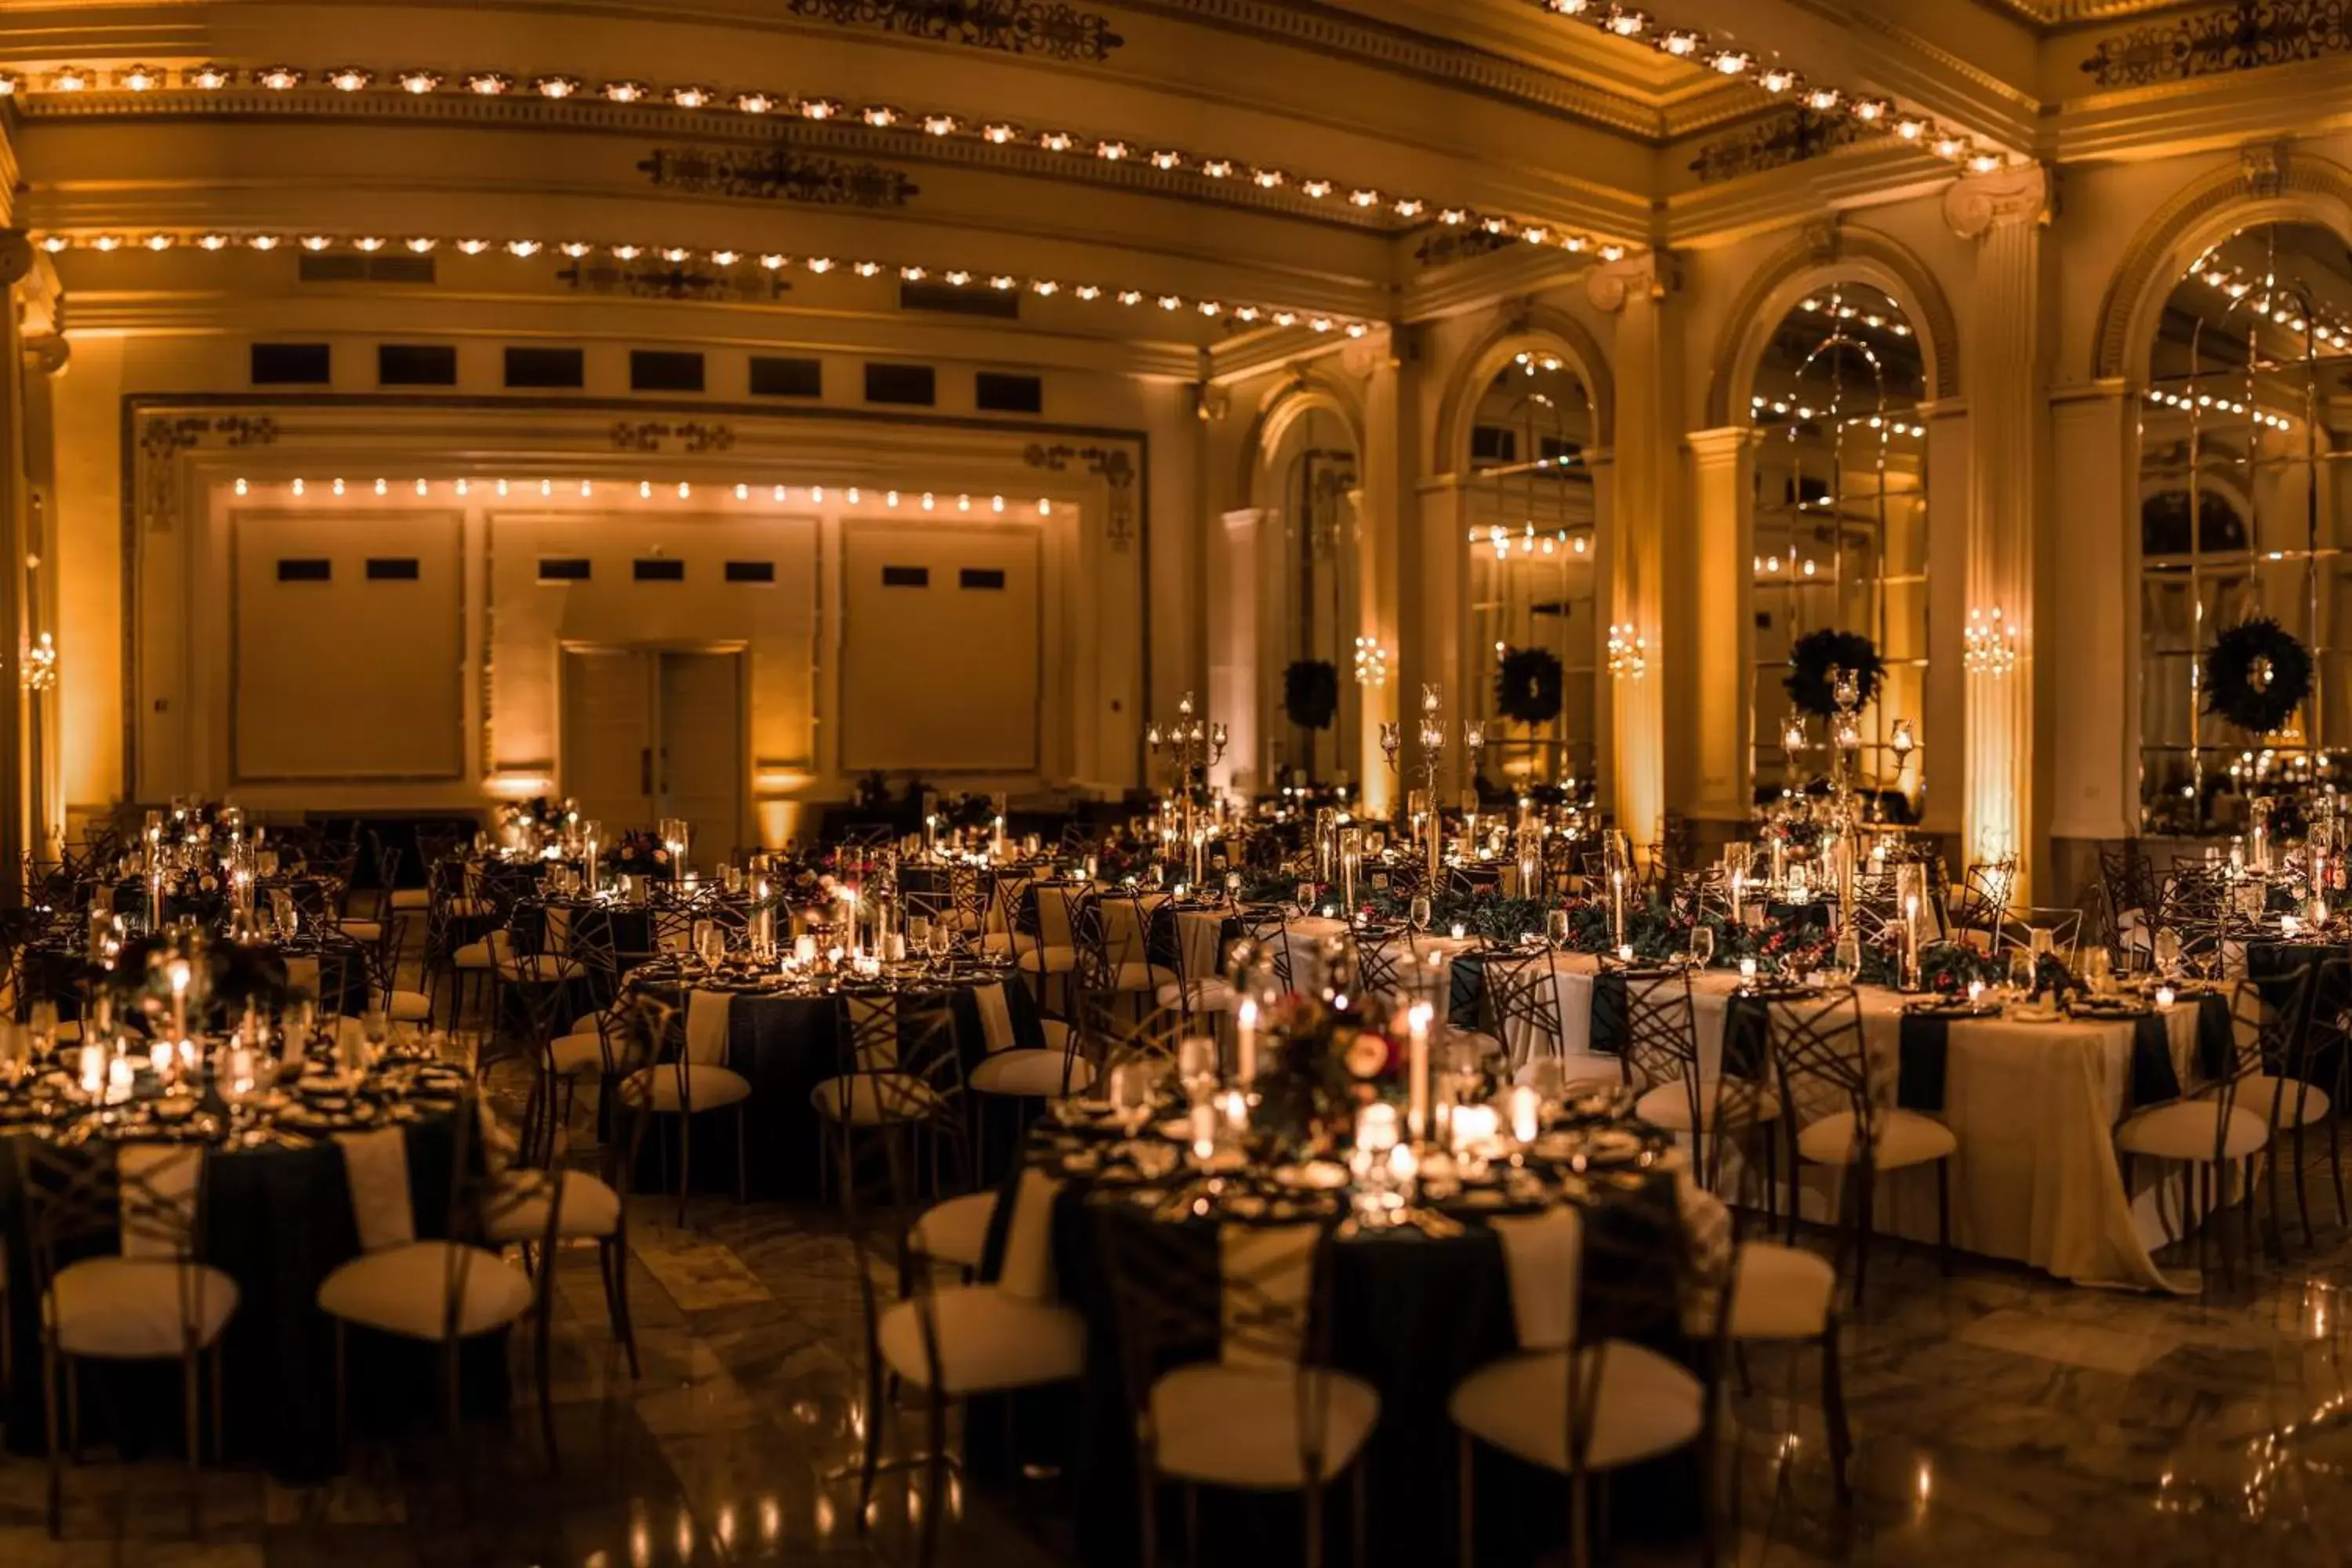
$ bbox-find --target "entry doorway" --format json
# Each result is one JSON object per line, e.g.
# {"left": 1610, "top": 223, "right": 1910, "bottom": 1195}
{"left": 561, "top": 646, "right": 746, "bottom": 869}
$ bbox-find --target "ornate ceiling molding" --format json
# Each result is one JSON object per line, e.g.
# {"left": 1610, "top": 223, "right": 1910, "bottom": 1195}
{"left": 2078, "top": 1, "right": 2352, "bottom": 89}
{"left": 779, "top": 0, "right": 1127, "bottom": 63}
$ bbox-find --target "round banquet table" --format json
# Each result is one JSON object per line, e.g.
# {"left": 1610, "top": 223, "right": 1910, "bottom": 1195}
{"left": 622, "top": 960, "right": 1047, "bottom": 1200}
{"left": 0, "top": 1059, "right": 503, "bottom": 1483}
{"left": 969, "top": 1116, "right": 1730, "bottom": 1567}
{"left": 17, "top": 935, "right": 374, "bottom": 1025}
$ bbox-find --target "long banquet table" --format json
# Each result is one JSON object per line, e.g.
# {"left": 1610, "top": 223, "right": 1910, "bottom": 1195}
{"left": 1469, "top": 950, "right": 2229, "bottom": 1291}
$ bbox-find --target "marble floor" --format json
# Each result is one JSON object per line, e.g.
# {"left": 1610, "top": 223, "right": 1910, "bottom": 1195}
{"left": 13, "top": 1078, "right": 2352, "bottom": 1567}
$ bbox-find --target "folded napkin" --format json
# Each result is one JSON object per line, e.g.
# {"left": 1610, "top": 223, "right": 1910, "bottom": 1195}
{"left": 684, "top": 989, "right": 733, "bottom": 1066}
{"left": 1491, "top": 1207, "right": 1583, "bottom": 1352}
{"left": 117, "top": 1142, "right": 204, "bottom": 1260}
{"left": 336, "top": 1126, "right": 416, "bottom": 1252}
{"left": 996, "top": 1167, "right": 1064, "bottom": 1305}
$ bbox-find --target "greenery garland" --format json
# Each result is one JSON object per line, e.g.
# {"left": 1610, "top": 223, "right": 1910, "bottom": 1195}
{"left": 1494, "top": 646, "right": 1566, "bottom": 726}
{"left": 1283, "top": 659, "right": 1341, "bottom": 731}
{"left": 1784, "top": 629, "right": 1886, "bottom": 719}
{"left": 2201, "top": 617, "right": 2312, "bottom": 735}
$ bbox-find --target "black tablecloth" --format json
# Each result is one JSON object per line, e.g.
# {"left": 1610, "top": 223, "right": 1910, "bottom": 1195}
{"left": 0, "top": 1109, "right": 506, "bottom": 1483}
{"left": 971, "top": 1168, "right": 1697, "bottom": 1567}
{"left": 626, "top": 975, "right": 1046, "bottom": 1200}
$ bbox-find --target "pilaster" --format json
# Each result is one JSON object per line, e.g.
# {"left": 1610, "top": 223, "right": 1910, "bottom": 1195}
{"left": 1684, "top": 426, "right": 1757, "bottom": 825}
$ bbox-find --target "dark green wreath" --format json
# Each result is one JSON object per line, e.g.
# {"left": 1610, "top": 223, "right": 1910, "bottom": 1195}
{"left": 1494, "top": 646, "right": 1566, "bottom": 726}
{"left": 1283, "top": 659, "right": 1340, "bottom": 731}
{"left": 2203, "top": 617, "right": 2312, "bottom": 735}
{"left": 1784, "top": 629, "right": 1886, "bottom": 719}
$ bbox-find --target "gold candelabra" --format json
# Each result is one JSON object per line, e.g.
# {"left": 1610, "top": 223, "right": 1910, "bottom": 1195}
{"left": 1147, "top": 691, "right": 1226, "bottom": 884}
{"left": 1381, "top": 684, "right": 1483, "bottom": 887}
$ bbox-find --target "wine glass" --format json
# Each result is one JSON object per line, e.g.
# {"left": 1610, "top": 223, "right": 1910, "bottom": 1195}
{"left": 1545, "top": 909, "right": 1571, "bottom": 949}
{"left": 2154, "top": 927, "right": 2182, "bottom": 978}
{"left": 1833, "top": 929, "right": 1861, "bottom": 982}
{"left": 1689, "top": 924, "right": 1715, "bottom": 970}
{"left": 908, "top": 915, "right": 931, "bottom": 956}
{"left": 2008, "top": 944, "right": 2036, "bottom": 997}
{"left": 2082, "top": 946, "right": 2113, "bottom": 994}
{"left": 927, "top": 920, "right": 953, "bottom": 965}
{"left": 1409, "top": 894, "right": 1432, "bottom": 935}
{"left": 1178, "top": 1036, "right": 1218, "bottom": 1104}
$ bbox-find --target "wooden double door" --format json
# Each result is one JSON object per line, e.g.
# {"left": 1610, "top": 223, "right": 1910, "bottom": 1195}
{"left": 561, "top": 647, "right": 745, "bottom": 869}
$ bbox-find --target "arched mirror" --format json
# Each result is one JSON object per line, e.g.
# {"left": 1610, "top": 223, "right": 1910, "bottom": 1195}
{"left": 1748, "top": 283, "right": 1929, "bottom": 821}
{"left": 2138, "top": 221, "right": 2350, "bottom": 835}
{"left": 1268, "top": 407, "right": 1360, "bottom": 785}
{"left": 1465, "top": 349, "right": 1600, "bottom": 803}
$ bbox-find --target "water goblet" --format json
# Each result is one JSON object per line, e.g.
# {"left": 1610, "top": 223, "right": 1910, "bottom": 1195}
{"left": 1409, "top": 894, "right": 1432, "bottom": 935}
{"left": 1689, "top": 924, "right": 1715, "bottom": 970}
{"left": 1545, "top": 909, "right": 1571, "bottom": 949}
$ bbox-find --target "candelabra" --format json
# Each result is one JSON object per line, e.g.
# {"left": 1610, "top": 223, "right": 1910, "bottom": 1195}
{"left": 1381, "top": 684, "right": 1483, "bottom": 886}
{"left": 1147, "top": 691, "right": 1225, "bottom": 884}
{"left": 1963, "top": 607, "right": 2020, "bottom": 677}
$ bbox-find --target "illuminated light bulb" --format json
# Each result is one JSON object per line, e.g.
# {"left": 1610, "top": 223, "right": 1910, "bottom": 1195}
{"left": 921, "top": 492, "right": 935, "bottom": 510}
{"left": 1968, "top": 152, "right": 2002, "bottom": 173}
{"left": 533, "top": 74, "right": 580, "bottom": 99}
{"left": 1158, "top": 294, "right": 1182, "bottom": 310}
{"left": 1040, "top": 499, "right": 1053, "bottom": 516}
{"left": 603, "top": 79, "right": 647, "bottom": 103}
{"left": 1606, "top": 10, "right": 1646, "bottom": 35}
{"left": 993, "top": 495, "right": 1007, "bottom": 512}
{"left": 416, "top": 478, "right": 429, "bottom": 495}
{"left": 506, "top": 239, "right": 541, "bottom": 257}
{"left": 1252, "top": 167, "right": 1283, "bottom": 187}
{"left": 1711, "top": 51, "right": 1751, "bottom": 74}
{"left": 350, "top": 235, "right": 384, "bottom": 252}
{"left": 957, "top": 495, "right": 971, "bottom": 510}
{"left": 1599, "top": 244, "right": 1625, "bottom": 261}
{"left": 1483, "top": 215, "right": 1512, "bottom": 234}
{"left": 405, "top": 236, "right": 438, "bottom": 252}
{"left": 1896, "top": 118, "right": 1926, "bottom": 140}
{"left": 1033, "top": 279, "right": 1059, "bottom": 295}
{"left": 1151, "top": 150, "right": 1184, "bottom": 170}
{"left": 253, "top": 65, "right": 302, "bottom": 91}
{"left": 759, "top": 253, "right": 787, "bottom": 270}
{"left": 395, "top": 69, "right": 442, "bottom": 95}
{"left": 989, "top": 274, "right": 1016, "bottom": 290}
{"left": 1074, "top": 284, "right": 1101, "bottom": 299}
{"left": 1272, "top": 310, "right": 1297, "bottom": 326}
{"left": 886, "top": 490, "right": 899, "bottom": 506}
{"left": 1038, "top": 129, "right": 1073, "bottom": 151}
{"left": 771, "top": 485, "right": 785, "bottom": 500}
{"left": 947, "top": 270, "right": 974, "bottom": 286}
{"left": 639, "top": 480, "right": 652, "bottom": 499}
{"left": 292, "top": 478, "right": 304, "bottom": 495}
{"left": 899, "top": 264, "right": 927, "bottom": 281}
{"left": 1345, "top": 321, "right": 1369, "bottom": 337}
{"left": 1395, "top": 198, "right": 1425, "bottom": 217}
{"left": 456, "top": 238, "right": 490, "bottom": 254}
{"left": 234, "top": 477, "right": 248, "bottom": 495}
{"left": 196, "top": 233, "right": 229, "bottom": 251}
{"left": 1853, "top": 97, "right": 1889, "bottom": 122}
{"left": 735, "top": 92, "right": 775, "bottom": 114}
{"left": 143, "top": 233, "right": 174, "bottom": 252}
{"left": 1934, "top": 136, "right": 1968, "bottom": 159}
{"left": 670, "top": 84, "right": 714, "bottom": 109}
{"left": 453, "top": 478, "right": 467, "bottom": 495}
{"left": 845, "top": 487, "right": 858, "bottom": 503}
{"left": 735, "top": 483, "right": 749, "bottom": 500}
{"left": 191, "top": 64, "right": 234, "bottom": 90}
{"left": 799, "top": 97, "right": 841, "bottom": 120}
{"left": 372, "top": 478, "right": 387, "bottom": 495}
{"left": 1235, "top": 305, "right": 1260, "bottom": 321}
{"left": 1310, "top": 317, "right": 1334, "bottom": 332}
{"left": 982, "top": 122, "right": 1016, "bottom": 143}
{"left": 1202, "top": 158, "right": 1234, "bottom": 178}
{"left": 121, "top": 64, "right": 163, "bottom": 92}
{"left": 581, "top": 479, "right": 593, "bottom": 495}
{"left": 464, "top": 72, "right": 513, "bottom": 96}
{"left": 539, "top": 478, "right": 552, "bottom": 496}
{"left": 494, "top": 478, "right": 508, "bottom": 496}
{"left": 1100, "top": 141, "right": 1132, "bottom": 162}
{"left": 1439, "top": 208, "right": 1468, "bottom": 225}
{"left": 247, "top": 234, "right": 281, "bottom": 252}
{"left": 1804, "top": 87, "right": 1842, "bottom": 111}
{"left": 924, "top": 114, "right": 957, "bottom": 136}
{"left": 559, "top": 241, "right": 592, "bottom": 257}
{"left": 326, "top": 66, "right": 372, "bottom": 93}
{"left": 332, "top": 477, "right": 346, "bottom": 495}
{"left": 1545, "top": 0, "right": 1592, "bottom": 11}
{"left": 806, "top": 256, "right": 833, "bottom": 273}
{"left": 297, "top": 234, "right": 332, "bottom": 252}
{"left": 1349, "top": 188, "right": 1381, "bottom": 207}
{"left": 677, "top": 481, "right": 691, "bottom": 498}
{"left": 862, "top": 104, "right": 898, "bottom": 128}
{"left": 1759, "top": 67, "right": 1797, "bottom": 93}
{"left": 1522, "top": 227, "right": 1549, "bottom": 244}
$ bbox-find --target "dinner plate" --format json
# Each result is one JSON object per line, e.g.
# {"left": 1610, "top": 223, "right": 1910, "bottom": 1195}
{"left": 1272, "top": 1160, "right": 1350, "bottom": 1191}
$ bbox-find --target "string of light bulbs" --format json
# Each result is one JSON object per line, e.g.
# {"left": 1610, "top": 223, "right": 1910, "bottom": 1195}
{"left": 2180, "top": 252, "right": 2352, "bottom": 355}
{"left": 1534, "top": 0, "right": 2013, "bottom": 174}
{"left": 33, "top": 227, "right": 1381, "bottom": 337}
{"left": 5, "top": 59, "right": 1632, "bottom": 260}
{"left": 230, "top": 474, "right": 1063, "bottom": 515}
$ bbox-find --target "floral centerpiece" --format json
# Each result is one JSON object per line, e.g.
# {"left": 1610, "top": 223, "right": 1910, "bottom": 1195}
{"left": 611, "top": 828, "right": 675, "bottom": 880}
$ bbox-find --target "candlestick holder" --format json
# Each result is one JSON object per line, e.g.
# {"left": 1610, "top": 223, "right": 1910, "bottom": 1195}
{"left": 1147, "top": 691, "right": 1226, "bottom": 884}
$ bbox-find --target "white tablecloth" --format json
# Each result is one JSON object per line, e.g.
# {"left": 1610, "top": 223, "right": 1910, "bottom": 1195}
{"left": 1501, "top": 952, "right": 2206, "bottom": 1292}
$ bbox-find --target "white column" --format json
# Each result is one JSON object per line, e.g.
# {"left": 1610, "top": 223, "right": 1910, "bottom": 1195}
{"left": 1685, "top": 426, "right": 1755, "bottom": 826}
{"left": 1588, "top": 254, "right": 1678, "bottom": 856}
{"left": 1355, "top": 333, "right": 1409, "bottom": 816}
{"left": 1945, "top": 166, "right": 2050, "bottom": 891}
{"left": 2047, "top": 383, "right": 2137, "bottom": 850}
{"left": 1210, "top": 507, "right": 1266, "bottom": 797}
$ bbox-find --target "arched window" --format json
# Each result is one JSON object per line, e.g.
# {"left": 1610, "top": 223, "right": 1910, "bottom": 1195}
{"left": 1465, "top": 350, "right": 1599, "bottom": 804}
{"left": 2138, "top": 220, "right": 2350, "bottom": 834}
{"left": 1748, "top": 283, "right": 1928, "bottom": 822}
{"left": 1267, "top": 406, "right": 1359, "bottom": 785}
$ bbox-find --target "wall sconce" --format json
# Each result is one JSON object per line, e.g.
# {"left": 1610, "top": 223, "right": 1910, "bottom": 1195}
{"left": 1963, "top": 607, "right": 2020, "bottom": 677}
{"left": 1606, "top": 623, "right": 1648, "bottom": 679}
{"left": 20, "top": 632, "right": 55, "bottom": 691}
{"left": 1891, "top": 718, "right": 1916, "bottom": 764}
{"left": 1781, "top": 713, "right": 1808, "bottom": 751}
{"left": 1352, "top": 636, "right": 1389, "bottom": 687}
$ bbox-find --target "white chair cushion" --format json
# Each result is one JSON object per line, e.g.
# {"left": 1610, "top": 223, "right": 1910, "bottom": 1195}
{"left": 1796, "top": 1108, "right": 1958, "bottom": 1168}
{"left": 495, "top": 954, "right": 582, "bottom": 982}
{"left": 1150, "top": 1362, "right": 1381, "bottom": 1488}
{"left": 485, "top": 1168, "right": 622, "bottom": 1242}
{"left": 619, "top": 1063, "right": 753, "bottom": 1112}
{"left": 1157, "top": 978, "right": 1240, "bottom": 1012}
{"left": 1018, "top": 946, "right": 1078, "bottom": 975}
{"left": 339, "top": 920, "right": 385, "bottom": 944}
{"left": 549, "top": 1031, "right": 609, "bottom": 1075}
{"left": 876, "top": 1286, "right": 1085, "bottom": 1395}
{"left": 970, "top": 1049, "right": 1096, "bottom": 1098}
{"left": 452, "top": 940, "right": 494, "bottom": 971}
{"left": 385, "top": 989, "right": 433, "bottom": 1022}
{"left": 2230, "top": 1074, "right": 2332, "bottom": 1129}
{"left": 1450, "top": 1343, "right": 1703, "bottom": 1474}
{"left": 2116, "top": 1099, "right": 2272, "bottom": 1162}
{"left": 572, "top": 1011, "right": 612, "bottom": 1037}
{"left": 809, "top": 1073, "right": 947, "bottom": 1124}
{"left": 979, "top": 931, "right": 1017, "bottom": 956}
{"left": 912, "top": 1192, "right": 996, "bottom": 1269}
{"left": 1714, "top": 1243, "right": 1836, "bottom": 1341}
{"left": 446, "top": 898, "right": 495, "bottom": 918}
{"left": 46, "top": 1258, "right": 239, "bottom": 1357}
{"left": 1635, "top": 1077, "right": 1781, "bottom": 1133}
{"left": 316, "top": 1240, "right": 532, "bottom": 1340}
{"left": 390, "top": 888, "right": 431, "bottom": 911}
